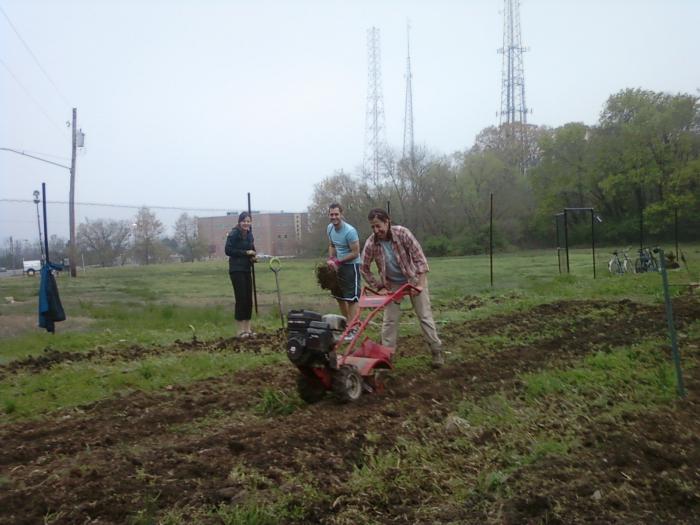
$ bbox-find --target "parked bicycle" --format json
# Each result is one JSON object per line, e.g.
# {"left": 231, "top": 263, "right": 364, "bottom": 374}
{"left": 608, "top": 248, "right": 634, "bottom": 275}
{"left": 635, "top": 247, "right": 659, "bottom": 273}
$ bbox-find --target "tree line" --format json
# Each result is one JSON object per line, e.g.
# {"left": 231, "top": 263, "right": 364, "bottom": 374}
{"left": 3, "top": 87, "right": 696, "bottom": 269}
{"left": 0, "top": 209, "right": 208, "bottom": 269}
{"left": 304, "top": 88, "right": 700, "bottom": 256}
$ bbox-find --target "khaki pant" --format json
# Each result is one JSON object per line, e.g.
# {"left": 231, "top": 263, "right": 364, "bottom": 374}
{"left": 382, "top": 281, "right": 442, "bottom": 352}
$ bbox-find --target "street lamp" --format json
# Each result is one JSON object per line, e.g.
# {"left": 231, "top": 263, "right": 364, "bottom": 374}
{"left": 32, "top": 190, "right": 44, "bottom": 260}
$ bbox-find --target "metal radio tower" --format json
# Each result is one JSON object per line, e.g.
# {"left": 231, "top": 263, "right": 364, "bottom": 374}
{"left": 498, "top": 0, "right": 528, "bottom": 127}
{"left": 402, "top": 21, "right": 415, "bottom": 166}
{"left": 364, "top": 26, "right": 387, "bottom": 181}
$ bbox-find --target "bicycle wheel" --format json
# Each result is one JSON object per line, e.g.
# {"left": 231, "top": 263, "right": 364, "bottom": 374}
{"left": 649, "top": 256, "right": 658, "bottom": 272}
{"left": 609, "top": 259, "right": 623, "bottom": 276}
{"left": 623, "top": 259, "right": 633, "bottom": 273}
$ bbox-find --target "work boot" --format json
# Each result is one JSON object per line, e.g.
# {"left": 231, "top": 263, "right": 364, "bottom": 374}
{"left": 431, "top": 348, "right": 445, "bottom": 369}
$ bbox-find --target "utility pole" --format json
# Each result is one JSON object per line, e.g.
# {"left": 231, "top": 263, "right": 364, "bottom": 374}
{"left": 2, "top": 107, "right": 84, "bottom": 275}
{"left": 69, "top": 108, "right": 77, "bottom": 277}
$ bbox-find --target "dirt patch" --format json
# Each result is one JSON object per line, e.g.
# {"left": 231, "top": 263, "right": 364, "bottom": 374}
{"left": 1, "top": 297, "right": 699, "bottom": 524}
{"left": 501, "top": 387, "right": 700, "bottom": 525}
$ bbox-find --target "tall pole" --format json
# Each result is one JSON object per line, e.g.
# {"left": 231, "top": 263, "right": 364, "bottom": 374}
{"left": 490, "top": 193, "right": 494, "bottom": 287}
{"left": 674, "top": 208, "right": 679, "bottom": 259}
{"left": 69, "top": 108, "right": 77, "bottom": 276}
{"left": 247, "top": 192, "right": 258, "bottom": 315}
{"left": 42, "top": 183, "right": 50, "bottom": 261}
{"left": 555, "top": 214, "right": 562, "bottom": 274}
{"left": 639, "top": 202, "right": 644, "bottom": 253}
{"left": 33, "top": 191, "right": 44, "bottom": 258}
{"left": 657, "top": 248, "right": 686, "bottom": 397}
{"left": 591, "top": 209, "right": 596, "bottom": 279}
{"left": 564, "top": 209, "right": 570, "bottom": 273}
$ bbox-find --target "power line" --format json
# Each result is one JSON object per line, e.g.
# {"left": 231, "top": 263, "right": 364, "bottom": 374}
{"left": 0, "top": 57, "right": 68, "bottom": 137}
{"left": 18, "top": 149, "right": 71, "bottom": 162}
{"left": 0, "top": 4, "right": 72, "bottom": 108}
{"left": 0, "top": 198, "right": 233, "bottom": 213}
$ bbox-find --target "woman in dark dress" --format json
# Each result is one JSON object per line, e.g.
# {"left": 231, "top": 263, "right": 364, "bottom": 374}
{"left": 224, "top": 212, "right": 256, "bottom": 337}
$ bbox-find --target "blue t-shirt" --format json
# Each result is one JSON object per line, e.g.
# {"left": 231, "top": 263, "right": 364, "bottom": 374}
{"left": 327, "top": 222, "right": 361, "bottom": 264}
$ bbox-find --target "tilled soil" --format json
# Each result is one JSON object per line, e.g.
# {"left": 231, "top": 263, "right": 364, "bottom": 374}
{"left": 1, "top": 298, "right": 699, "bottom": 524}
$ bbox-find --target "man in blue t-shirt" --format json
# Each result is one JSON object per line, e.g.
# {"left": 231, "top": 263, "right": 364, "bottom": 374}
{"left": 326, "top": 203, "right": 361, "bottom": 325}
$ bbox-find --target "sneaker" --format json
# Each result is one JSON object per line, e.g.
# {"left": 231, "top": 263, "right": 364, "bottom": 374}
{"left": 430, "top": 349, "right": 445, "bottom": 368}
{"left": 343, "top": 327, "right": 359, "bottom": 341}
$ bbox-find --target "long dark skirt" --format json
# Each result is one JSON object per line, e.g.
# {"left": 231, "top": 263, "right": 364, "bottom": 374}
{"left": 229, "top": 271, "right": 253, "bottom": 321}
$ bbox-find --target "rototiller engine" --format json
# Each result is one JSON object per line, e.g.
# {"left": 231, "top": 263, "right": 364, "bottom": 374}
{"left": 286, "top": 283, "right": 419, "bottom": 403}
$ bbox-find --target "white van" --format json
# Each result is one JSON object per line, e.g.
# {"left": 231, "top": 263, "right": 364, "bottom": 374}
{"left": 22, "top": 260, "right": 42, "bottom": 276}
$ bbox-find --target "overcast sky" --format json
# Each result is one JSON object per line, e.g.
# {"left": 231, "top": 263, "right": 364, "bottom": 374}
{"left": 2, "top": 0, "right": 699, "bottom": 242}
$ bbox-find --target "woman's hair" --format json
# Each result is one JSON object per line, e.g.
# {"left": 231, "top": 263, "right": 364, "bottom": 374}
{"left": 238, "top": 211, "right": 251, "bottom": 224}
{"left": 367, "top": 208, "right": 390, "bottom": 222}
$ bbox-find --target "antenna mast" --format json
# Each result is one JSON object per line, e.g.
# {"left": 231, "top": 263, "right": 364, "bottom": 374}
{"left": 402, "top": 21, "right": 415, "bottom": 167}
{"left": 364, "top": 26, "right": 387, "bottom": 182}
{"left": 498, "top": 0, "right": 528, "bottom": 128}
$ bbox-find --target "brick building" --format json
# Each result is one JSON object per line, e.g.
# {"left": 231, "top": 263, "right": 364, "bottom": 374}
{"left": 197, "top": 212, "right": 309, "bottom": 258}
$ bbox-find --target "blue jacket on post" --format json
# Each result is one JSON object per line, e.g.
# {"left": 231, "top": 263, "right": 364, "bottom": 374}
{"left": 38, "top": 261, "right": 66, "bottom": 333}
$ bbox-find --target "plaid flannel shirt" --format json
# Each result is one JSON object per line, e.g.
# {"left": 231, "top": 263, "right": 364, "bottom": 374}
{"left": 360, "top": 225, "right": 429, "bottom": 289}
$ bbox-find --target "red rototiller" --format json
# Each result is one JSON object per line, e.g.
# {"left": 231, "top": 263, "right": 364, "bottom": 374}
{"left": 286, "top": 283, "right": 419, "bottom": 403}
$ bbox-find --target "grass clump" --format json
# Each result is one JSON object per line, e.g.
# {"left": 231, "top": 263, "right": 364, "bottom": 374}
{"left": 522, "top": 342, "right": 677, "bottom": 405}
{"left": 254, "top": 388, "right": 301, "bottom": 417}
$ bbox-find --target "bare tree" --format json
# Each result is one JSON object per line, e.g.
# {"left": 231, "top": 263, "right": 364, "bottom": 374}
{"left": 132, "top": 207, "right": 166, "bottom": 265}
{"left": 77, "top": 219, "right": 131, "bottom": 267}
{"left": 174, "top": 213, "right": 207, "bottom": 262}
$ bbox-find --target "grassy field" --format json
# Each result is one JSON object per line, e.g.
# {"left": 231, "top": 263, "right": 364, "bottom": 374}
{"left": 0, "top": 246, "right": 696, "bottom": 420}
{"left": 0, "top": 246, "right": 698, "bottom": 524}
{"left": 2, "top": 245, "right": 695, "bottom": 363}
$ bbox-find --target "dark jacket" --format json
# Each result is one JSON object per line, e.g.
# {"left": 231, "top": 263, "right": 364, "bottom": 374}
{"left": 225, "top": 227, "right": 255, "bottom": 272}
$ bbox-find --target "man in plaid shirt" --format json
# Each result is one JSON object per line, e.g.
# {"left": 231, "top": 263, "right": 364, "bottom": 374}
{"left": 360, "top": 208, "right": 444, "bottom": 368}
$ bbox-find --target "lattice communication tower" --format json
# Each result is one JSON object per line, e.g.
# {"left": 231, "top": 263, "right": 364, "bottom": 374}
{"left": 364, "top": 26, "right": 387, "bottom": 182}
{"left": 498, "top": 0, "right": 528, "bottom": 127}
{"left": 402, "top": 21, "right": 415, "bottom": 166}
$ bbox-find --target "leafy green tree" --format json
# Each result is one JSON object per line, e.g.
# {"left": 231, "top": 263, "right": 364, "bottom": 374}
{"left": 597, "top": 89, "right": 700, "bottom": 241}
